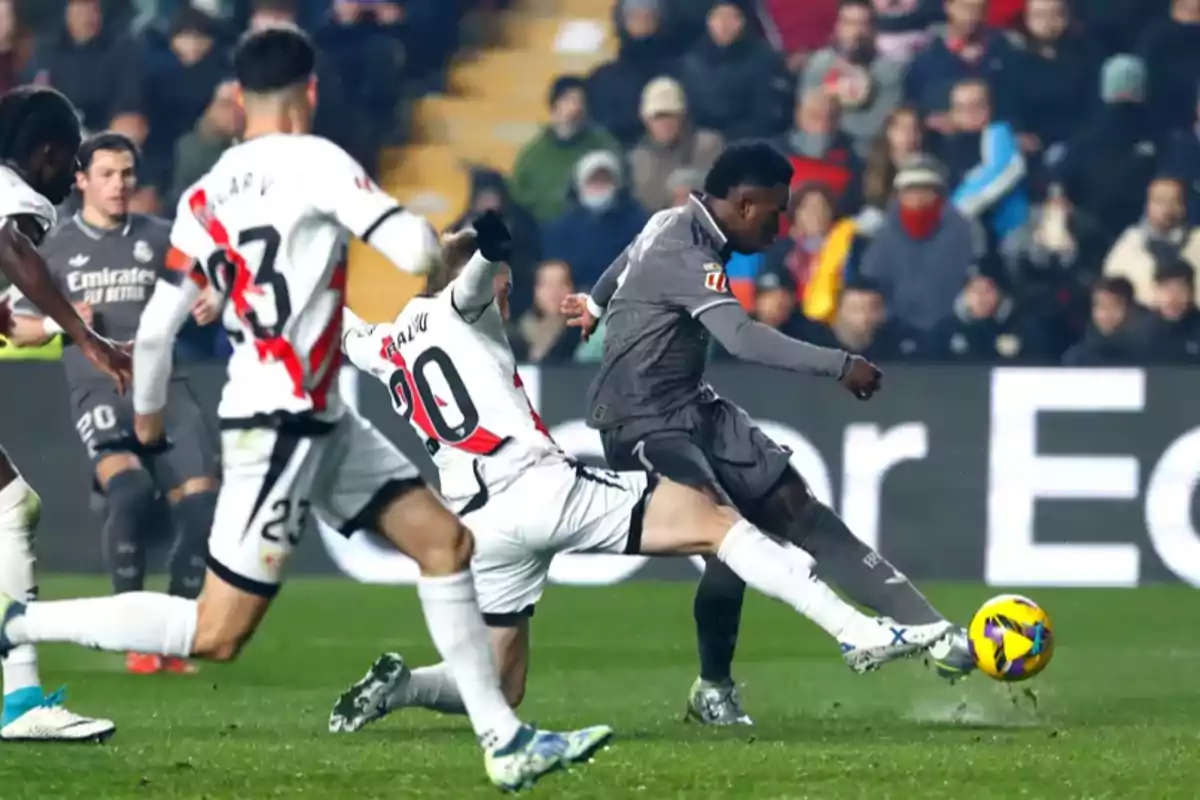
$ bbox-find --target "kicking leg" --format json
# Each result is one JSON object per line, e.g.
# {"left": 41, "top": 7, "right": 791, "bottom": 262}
{"left": 639, "top": 479, "right": 952, "bottom": 673}
{"left": 754, "top": 469, "right": 973, "bottom": 677}
{"left": 0, "top": 448, "right": 114, "bottom": 741}
{"left": 755, "top": 468, "right": 943, "bottom": 623}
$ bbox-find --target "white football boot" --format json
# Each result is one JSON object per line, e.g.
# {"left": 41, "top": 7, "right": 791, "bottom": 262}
{"left": 1, "top": 691, "right": 115, "bottom": 743}
{"left": 0, "top": 596, "right": 116, "bottom": 743}
{"left": 840, "top": 617, "right": 954, "bottom": 673}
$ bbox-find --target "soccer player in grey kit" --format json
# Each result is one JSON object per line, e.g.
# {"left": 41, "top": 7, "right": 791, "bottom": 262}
{"left": 9, "top": 132, "right": 219, "bottom": 676}
{"left": 563, "top": 142, "right": 974, "bottom": 725}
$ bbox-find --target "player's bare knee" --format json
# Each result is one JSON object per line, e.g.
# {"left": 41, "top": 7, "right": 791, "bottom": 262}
{"left": 420, "top": 522, "right": 474, "bottom": 575}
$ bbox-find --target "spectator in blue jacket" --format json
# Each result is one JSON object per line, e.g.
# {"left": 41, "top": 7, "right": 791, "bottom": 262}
{"left": 941, "top": 77, "right": 1028, "bottom": 259}
{"left": 541, "top": 150, "right": 649, "bottom": 289}
{"left": 1161, "top": 89, "right": 1200, "bottom": 224}
{"left": 903, "top": 0, "right": 1020, "bottom": 138}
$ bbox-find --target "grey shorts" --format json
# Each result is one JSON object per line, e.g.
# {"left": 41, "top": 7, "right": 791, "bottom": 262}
{"left": 69, "top": 378, "right": 218, "bottom": 492}
{"left": 599, "top": 398, "right": 792, "bottom": 512}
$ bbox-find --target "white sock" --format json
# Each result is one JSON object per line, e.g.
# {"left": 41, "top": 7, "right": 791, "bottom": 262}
{"left": 0, "top": 478, "right": 42, "bottom": 696}
{"left": 390, "top": 662, "right": 466, "bottom": 715}
{"left": 8, "top": 593, "right": 198, "bottom": 657}
{"left": 417, "top": 572, "right": 521, "bottom": 750}
{"left": 717, "top": 519, "right": 872, "bottom": 641}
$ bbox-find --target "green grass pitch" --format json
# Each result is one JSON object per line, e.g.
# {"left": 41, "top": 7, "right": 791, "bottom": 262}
{"left": 2, "top": 578, "right": 1197, "bottom": 799}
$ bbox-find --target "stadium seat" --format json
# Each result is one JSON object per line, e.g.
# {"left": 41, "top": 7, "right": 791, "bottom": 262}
{"left": 350, "top": 0, "right": 616, "bottom": 312}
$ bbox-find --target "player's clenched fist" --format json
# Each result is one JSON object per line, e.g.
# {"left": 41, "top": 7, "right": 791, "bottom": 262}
{"left": 839, "top": 354, "right": 882, "bottom": 400}
{"left": 473, "top": 210, "right": 513, "bottom": 262}
{"left": 560, "top": 293, "right": 599, "bottom": 341}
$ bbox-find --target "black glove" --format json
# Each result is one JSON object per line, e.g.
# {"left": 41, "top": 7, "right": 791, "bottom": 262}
{"left": 473, "top": 210, "right": 513, "bottom": 263}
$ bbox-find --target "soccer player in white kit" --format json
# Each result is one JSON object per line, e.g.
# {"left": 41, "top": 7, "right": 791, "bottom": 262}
{"left": 327, "top": 215, "right": 953, "bottom": 733}
{"left": 0, "top": 28, "right": 611, "bottom": 790}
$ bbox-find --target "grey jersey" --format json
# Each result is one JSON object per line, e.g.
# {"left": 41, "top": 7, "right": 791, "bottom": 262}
{"left": 586, "top": 196, "right": 739, "bottom": 429}
{"left": 13, "top": 213, "right": 172, "bottom": 387}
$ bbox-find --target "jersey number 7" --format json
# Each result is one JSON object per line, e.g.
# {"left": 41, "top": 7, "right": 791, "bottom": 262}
{"left": 202, "top": 225, "right": 291, "bottom": 343}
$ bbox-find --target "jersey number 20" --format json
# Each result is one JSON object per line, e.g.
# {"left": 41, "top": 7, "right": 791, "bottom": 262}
{"left": 387, "top": 347, "right": 504, "bottom": 455}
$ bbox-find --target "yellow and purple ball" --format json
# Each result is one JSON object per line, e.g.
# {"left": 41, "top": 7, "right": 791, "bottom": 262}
{"left": 967, "top": 593, "right": 1054, "bottom": 681}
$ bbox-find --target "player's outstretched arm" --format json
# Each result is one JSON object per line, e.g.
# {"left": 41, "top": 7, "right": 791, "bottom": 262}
{"left": 698, "top": 303, "right": 883, "bottom": 399}
{"left": 447, "top": 211, "right": 512, "bottom": 322}
{"left": 0, "top": 216, "right": 131, "bottom": 390}
{"left": 133, "top": 277, "right": 200, "bottom": 442}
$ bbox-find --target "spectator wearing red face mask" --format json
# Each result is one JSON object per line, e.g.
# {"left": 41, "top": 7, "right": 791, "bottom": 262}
{"left": 859, "top": 153, "right": 985, "bottom": 331}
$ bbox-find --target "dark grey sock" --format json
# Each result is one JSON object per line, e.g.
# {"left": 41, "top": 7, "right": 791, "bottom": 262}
{"left": 795, "top": 502, "right": 944, "bottom": 625}
{"left": 101, "top": 469, "right": 157, "bottom": 595}
{"left": 167, "top": 491, "right": 216, "bottom": 599}
{"left": 693, "top": 557, "right": 746, "bottom": 683}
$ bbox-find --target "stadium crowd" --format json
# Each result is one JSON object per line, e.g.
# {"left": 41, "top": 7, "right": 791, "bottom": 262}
{"left": 8, "top": 0, "right": 1200, "bottom": 367}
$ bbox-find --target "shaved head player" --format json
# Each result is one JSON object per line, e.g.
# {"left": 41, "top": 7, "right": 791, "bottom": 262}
{"left": 562, "top": 141, "right": 975, "bottom": 725}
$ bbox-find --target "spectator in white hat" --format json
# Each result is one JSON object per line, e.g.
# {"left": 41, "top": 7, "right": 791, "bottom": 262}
{"left": 542, "top": 150, "right": 649, "bottom": 288}
{"left": 628, "top": 77, "right": 724, "bottom": 212}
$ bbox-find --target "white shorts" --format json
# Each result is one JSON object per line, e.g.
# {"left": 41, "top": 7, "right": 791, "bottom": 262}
{"left": 208, "top": 409, "right": 421, "bottom": 595}
{"left": 465, "top": 458, "right": 649, "bottom": 620}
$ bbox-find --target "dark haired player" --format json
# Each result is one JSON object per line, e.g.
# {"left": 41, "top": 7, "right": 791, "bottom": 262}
{"left": 0, "top": 85, "right": 128, "bottom": 741}
{"left": 0, "top": 27, "right": 610, "bottom": 789}
{"left": 562, "top": 141, "right": 974, "bottom": 725}
{"left": 10, "top": 132, "right": 219, "bottom": 676}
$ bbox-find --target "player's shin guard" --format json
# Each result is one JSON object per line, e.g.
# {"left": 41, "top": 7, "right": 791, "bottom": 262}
{"left": 796, "top": 501, "right": 943, "bottom": 624}
{"left": 416, "top": 572, "right": 521, "bottom": 750}
{"left": 7, "top": 593, "right": 197, "bottom": 657}
{"left": 0, "top": 477, "right": 42, "bottom": 717}
{"left": 167, "top": 492, "right": 215, "bottom": 599}
{"left": 692, "top": 558, "right": 746, "bottom": 684}
{"left": 716, "top": 519, "right": 869, "bottom": 640}
{"left": 101, "top": 470, "right": 157, "bottom": 595}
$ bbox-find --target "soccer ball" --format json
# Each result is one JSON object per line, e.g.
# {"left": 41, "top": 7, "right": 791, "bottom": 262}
{"left": 967, "top": 594, "right": 1054, "bottom": 681}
